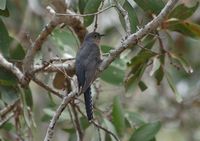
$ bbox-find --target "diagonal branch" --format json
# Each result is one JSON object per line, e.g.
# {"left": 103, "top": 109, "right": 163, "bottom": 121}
{"left": 98, "top": 0, "right": 179, "bottom": 73}
{"left": 44, "top": 91, "right": 77, "bottom": 141}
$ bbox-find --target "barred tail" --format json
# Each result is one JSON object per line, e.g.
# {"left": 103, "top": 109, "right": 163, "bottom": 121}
{"left": 84, "top": 87, "right": 93, "bottom": 121}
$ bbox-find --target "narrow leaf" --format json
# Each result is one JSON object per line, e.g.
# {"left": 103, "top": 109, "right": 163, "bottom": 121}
{"left": 0, "top": 18, "right": 12, "bottom": 57}
{"left": 129, "top": 121, "right": 161, "bottom": 141}
{"left": 121, "top": 0, "right": 138, "bottom": 33}
{"left": 0, "top": 0, "right": 6, "bottom": 10}
{"left": 23, "top": 87, "right": 33, "bottom": 109}
{"left": 154, "top": 66, "right": 164, "bottom": 85}
{"left": 167, "top": 20, "right": 200, "bottom": 38}
{"left": 134, "top": 0, "right": 164, "bottom": 14}
{"left": 0, "top": 6, "right": 9, "bottom": 17}
{"left": 165, "top": 71, "right": 183, "bottom": 103}
{"left": 112, "top": 96, "right": 125, "bottom": 135}
{"left": 103, "top": 118, "right": 118, "bottom": 141}
{"left": 150, "top": 57, "right": 161, "bottom": 76}
{"left": 79, "top": 0, "right": 87, "bottom": 14}
{"left": 83, "top": 0, "right": 102, "bottom": 26}
{"left": 168, "top": 2, "right": 199, "bottom": 20}
{"left": 169, "top": 52, "right": 193, "bottom": 74}
{"left": 100, "top": 64, "right": 124, "bottom": 85}
{"left": 126, "top": 111, "right": 146, "bottom": 127}
{"left": 138, "top": 81, "right": 148, "bottom": 91}
{"left": 125, "top": 64, "right": 146, "bottom": 93}
{"left": 9, "top": 43, "right": 25, "bottom": 60}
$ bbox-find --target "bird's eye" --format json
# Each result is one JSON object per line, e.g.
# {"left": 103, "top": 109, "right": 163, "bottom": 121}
{"left": 94, "top": 34, "right": 97, "bottom": 38}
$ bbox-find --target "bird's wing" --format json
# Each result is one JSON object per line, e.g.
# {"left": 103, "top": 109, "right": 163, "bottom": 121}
{"left": 76, "top": 62, "right": 85, "bottom": 88}
{"left": 82, "top": 60, "right": 98, "bottom": 92}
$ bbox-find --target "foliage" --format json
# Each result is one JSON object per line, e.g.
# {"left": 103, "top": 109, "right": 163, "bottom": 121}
{"left": 0, "top": 0, "right": 200, "bottom": 141}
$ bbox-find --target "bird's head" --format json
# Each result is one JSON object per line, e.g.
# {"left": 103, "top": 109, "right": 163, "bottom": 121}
{"left": 84, "top": 32, "right": 104, "bottom": 45}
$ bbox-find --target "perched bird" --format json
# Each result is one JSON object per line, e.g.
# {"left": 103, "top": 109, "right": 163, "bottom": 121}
{"left": 75, "top": 32, "right": 103, "bottom": 121}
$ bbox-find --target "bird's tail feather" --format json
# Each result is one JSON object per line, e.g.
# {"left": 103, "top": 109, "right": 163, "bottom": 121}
{"left": 84, "top": 87, "right": 93, "bottom": 121}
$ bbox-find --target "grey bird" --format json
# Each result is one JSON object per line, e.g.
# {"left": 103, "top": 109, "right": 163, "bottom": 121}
{"left": 75, "top": 32, "right": 103, "bottom": 121}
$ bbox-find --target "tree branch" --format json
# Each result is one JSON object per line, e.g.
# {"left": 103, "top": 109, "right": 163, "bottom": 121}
{"left": 33, "top": 61, "right": 75, "bottom": 73}
{"left": 0, "top": 99, "right": 20, "bottom": 117}
{"left": 0, "top": 53, "right": 26, "bottom": 85}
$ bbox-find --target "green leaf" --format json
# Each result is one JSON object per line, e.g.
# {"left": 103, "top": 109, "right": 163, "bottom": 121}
{"left": 0, "top": 6, "right": 9, "bottom": 17}
{"left": 51, "top": 29, "right": 79, "bottom": 56}
{"left": 125, "top": 64, "right": 146, "bottom": 93}
{"left": 0, "top": 67, "right": 17, "bottom": 86}
{"left": 0, "top": 0, "right": 6, "bottom": 10}
{"left": 127, "top": 39, "right": 156, "bottom": 72}
{"left": 79, "top": 0, "right": 87, "bottom": 14}
{"left": 150, "top": 57, "right": 161, "bottom": 76}
{"left": 138, "top": 81, "right": 147, "bottom": 91}
{"left": 134, "top": 0, "right": 164, "bottom": 14}
{"left": 165, "top": 71, "right": 183, "bottom": 103}
{"left": 100, "top": 45, "right": 125, "bottom": 85}
{"left": 19, "top": 86, "right": 32, "bottom": 128}
{"left": 68, "top": 133, "right": 77, "bottom": 141}
{"left": 83, "top": 0, "right": 102, "bottom": 27}
{"left": 100, "top": 64, "right": 124, "bottom": 85}
{"left": 24, "top": 87, "right": 33, "bottom": 109}
{"left": 126, "top": 112, "right": 146, "bottom": 127}
{"left": 80, "top": 116, "right": 90, "bottom": 129}
{"left": 43, "top": 108, "right": 70, "bottom": 122}
{"left": 103, "top": 118, "right": 118, "bottom": 141}
{"left": 128, "top": 50, "right": 156, "bottom": 71}
{"left": 0, "top": 122, "right": 13, "bottom": 131}
{"left": 9, "top": 43, "right": 25, "bottom": 60}
{"left": 119, "top": 0, "right": 138, "bottom": 33}
{"left": 168, "top": 2, "right": 199, "bottom": 20}
{"left": 0, "top": 86, "right": 19, "bottom": 103}
{"left": 154, "top": 66, "right": 164, "bottom": 85}
{"left": 62, "top": 128, "right": 76, "bottom": 133}
{"left": 117, "top": 0, "right": 125, "bottom": 6}
{"left": 0, "top": 18, "right": 12, "bottom": 57}
{"left": 167, "top": 20, "right": 200, "bottom": 38}
{"left": 101, "top": 45, "right": 113, "bottom": 53}
{"left": 129, "top": 121, "right": 161, "bottom": 141}
{"left": 169, "top": 52, "right": 193, "bottom": 74}
{"left": 112, "top": 96, "right": 125, "bottom": 135}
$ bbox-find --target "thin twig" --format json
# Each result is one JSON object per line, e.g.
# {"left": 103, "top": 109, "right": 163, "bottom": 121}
{"left": 70, "top": 103, "right": 83, "bottom": 141}
{"left": 91, "top": 121, "right": 120, "bottom": 141}
{"left": 67, "top": 105, "right": 79, "bottom": 139}
{"left": 32, "top": 77, "right": 63, "bottom": 98}
{"left": 0, "top": 112, "right": 15, "bottom": 127}
{"left": 75, "top": 104, "right": 116, "bottom": 141}
{"left": 55, "top": 5, "right": 115, "bottom": 17}
{"left": 0, "top": 99, "right": 20, "bottom": 117}
{"left": 94, "top": 0, "right": 105, "bottom": 31}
